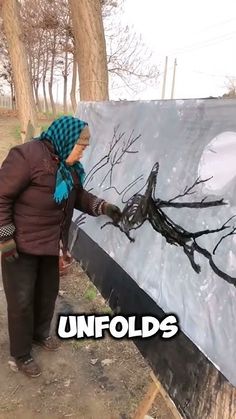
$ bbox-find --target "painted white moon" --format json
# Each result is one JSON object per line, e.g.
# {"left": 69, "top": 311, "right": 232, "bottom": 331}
{"left": 198, "top": 131, "right": 236, "bottom": 192}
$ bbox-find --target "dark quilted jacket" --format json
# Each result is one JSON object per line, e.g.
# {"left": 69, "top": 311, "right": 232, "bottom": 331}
{"left": 0, "top": 139, "right": 104, "bottom": 255}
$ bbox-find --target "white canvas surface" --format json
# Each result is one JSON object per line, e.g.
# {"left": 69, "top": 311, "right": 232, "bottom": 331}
{"left": 74, "top": 99, "right": 236, "bottom": 386}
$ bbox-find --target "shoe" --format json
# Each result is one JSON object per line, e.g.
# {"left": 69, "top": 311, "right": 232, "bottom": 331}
{"left": 15, "top": 356, "right": 41, "bottom": 378}
{"left": 33, "top": 336, "right": 60, "bottom": 351}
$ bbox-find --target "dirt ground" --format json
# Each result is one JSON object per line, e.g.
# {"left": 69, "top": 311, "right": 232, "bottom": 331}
{"left": 0, "top": 112, "right": 176, "bottom": 419}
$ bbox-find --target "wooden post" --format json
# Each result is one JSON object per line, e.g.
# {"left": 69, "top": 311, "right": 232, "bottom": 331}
{"left": 133, "top": 372, "right": 182, "bottom": 419}
{"left": 133, "top": 380, "right": 159, "bottom": 419}
{"left": 171, "top": 58, "right": 177, "bottom": 99}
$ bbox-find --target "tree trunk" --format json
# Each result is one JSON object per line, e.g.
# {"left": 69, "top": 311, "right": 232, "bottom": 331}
{"left": 28, "top": 50, "right": 33, "bottom": 89}
{"left": 2, "top": 0, "right": 38, "bottom": 141}
{"left": 48, "top": 81, "right": 56, "bottom": 117}
{"left": 31, "top": 56, "right": 41, "bottom": 112}
{"left": 43, "top": 76, "right": 49, "bottom": 114}
{"left": 62, "top": 26, "right": 69, "bottom": 114}
{"left": 63, "top": 73, "right": 68, "bottom": 114}
{"left": 63, "top": 32, "right": 69, "bottom": 114}
{"left": 48, "top": 30, "right": 57, "bottom": 118}
{"left": 70, "top": 57, "right": 77, "bottom": 113}
{"left": 10, "top": 81, "right": 16, "bottom": 110}
{"left": 42, "top": 36, "right": 49, "bottom": 114}
{"left": 34, "top": 31, "right": 43, "bottom": 114}
{"left": 69, "top": 0, "right": 109, "bottom": 101}
{"left": 35, "top": 85, "right": 42, "bottom": 113}
{"left": 31, "top": 58, "right": 38, "bottom": 107}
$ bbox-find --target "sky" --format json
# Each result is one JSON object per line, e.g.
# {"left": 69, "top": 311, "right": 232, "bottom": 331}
{"left": 3, "top": 0, "right": 235, "bottom": 104}
{"left": 113, "top": 0, "right": 236, "bottom": 100}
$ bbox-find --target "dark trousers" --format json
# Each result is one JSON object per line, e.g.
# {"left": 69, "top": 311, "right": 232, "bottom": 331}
{"left": 2, "top": 253, "right": 59, "bottom": 359}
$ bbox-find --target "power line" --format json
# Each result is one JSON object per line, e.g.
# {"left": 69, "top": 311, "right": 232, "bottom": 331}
{"left": 177, "top": 65, "right": 236, "bottom": 79}
{"left": 109, "top": 67, "right": 174, "bottom": 91}
{"left": 169, "top": 31, "right": 236, "bottom": 54}
{"left": 191, "top": 16, "right": 236, "bottom": 34}
{"left": 192, "top": 70, "right": 236, "bottom": 79}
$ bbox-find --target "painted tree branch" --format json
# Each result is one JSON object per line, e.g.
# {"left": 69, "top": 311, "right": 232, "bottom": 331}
{"left": 104, "top": 174, "right": 144, "bottom": 203}
{"left": 167, "top": 176, "right": 213, "bottom": 203}
{"left": 74, "top": 126, "right": 142, "bottom": 245}
{"left": 101, "top": 162, "right": 236, "bottom": 287}
{"left": 84, "top": 126, "right": 141, "bottom": 188}
{"left": 157, "top": 199, "right": 227, "bottom": 209}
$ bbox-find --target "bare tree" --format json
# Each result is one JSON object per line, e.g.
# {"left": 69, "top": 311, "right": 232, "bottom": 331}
{"left": 42, "top": 31, "right": 50, "bottom": 113}
{"left": 1, "top": 0, "right": 159, "bottom": 118}
{"left": 48, "top": 28, "right": 58, "bottom": 117}
{"left": 20, "top": 0, "right": 75, "bottom": 114}
{"left": 0, "top": 26, "right": 16, "bottom": 108}
{"left": 62, "top": 27, "right": 69, "bottom": 114}
{"left": 58, "top": 6, "right": 74, "bottom": 114}
{"left": 1, "top": 0, "right": 38, "bottom": 140}
{"left": 104, "top": 9, "right": 159, "bottom": 96}
{"left": 70, "top": 58, "right": 77, "bottom": 112}
{"left": 222, "top": 77, "right": 236, "bottom": 98}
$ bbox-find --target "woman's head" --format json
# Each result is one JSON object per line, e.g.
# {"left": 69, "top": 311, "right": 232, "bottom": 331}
{"left": 66, "top": 125, "right": 90, "bottom": 165}
{"left": 38, "top": 115, "right": 89, "bottom": 203}
{"left": 40, "top": 115, "right": 90, "bottom": 164}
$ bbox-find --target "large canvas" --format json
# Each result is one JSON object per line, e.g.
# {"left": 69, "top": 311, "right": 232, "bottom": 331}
{"left": 74, "top": 99, "right": 236, "bottom": 386}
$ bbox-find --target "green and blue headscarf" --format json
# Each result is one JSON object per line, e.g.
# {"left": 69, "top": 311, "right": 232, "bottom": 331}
{"left": 38, "top": 115, "right": 88, "bottom": 204}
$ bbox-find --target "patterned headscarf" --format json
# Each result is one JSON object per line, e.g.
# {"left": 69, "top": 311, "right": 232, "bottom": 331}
{"left": 38, "top": 115, "right": 88, "bottom": 204}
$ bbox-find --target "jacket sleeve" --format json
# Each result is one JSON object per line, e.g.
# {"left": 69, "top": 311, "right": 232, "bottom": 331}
{"left": 74, "top": 184, "right": 105, "bottom": 216}
{"left": 0, "top": 146, "right": 31, "bottom": 241}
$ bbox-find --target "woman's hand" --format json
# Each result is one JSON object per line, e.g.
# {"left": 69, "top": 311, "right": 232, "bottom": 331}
{"left": 103, "top": 203, "right": 122, "bottom": 224}
{"left": 0, "top": 238, "right": 19, "bottom": 262}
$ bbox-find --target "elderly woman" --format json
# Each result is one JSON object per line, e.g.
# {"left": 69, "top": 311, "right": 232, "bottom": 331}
{"left": 0, "top": 116, "right": 121, "bottom": 378}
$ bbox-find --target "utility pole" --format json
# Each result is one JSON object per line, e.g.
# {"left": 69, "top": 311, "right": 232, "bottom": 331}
{"left": 161, "top": 56, "right": 168, "bottom": 99}
{"left": 171, "top": 58, "right": 177, "bottom": 99}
